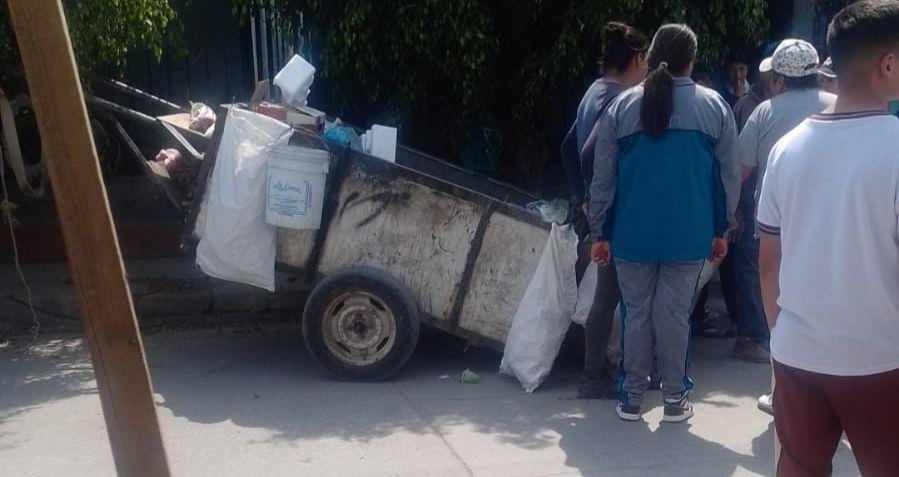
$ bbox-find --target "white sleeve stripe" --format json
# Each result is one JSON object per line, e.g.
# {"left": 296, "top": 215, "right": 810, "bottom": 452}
{"left": 758, "top": 222, "right": 781, "bottom": 235}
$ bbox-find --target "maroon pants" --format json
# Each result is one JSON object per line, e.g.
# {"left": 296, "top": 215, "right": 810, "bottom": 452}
{"left": 773, "top": 360, "right": 899, "bottom": 476}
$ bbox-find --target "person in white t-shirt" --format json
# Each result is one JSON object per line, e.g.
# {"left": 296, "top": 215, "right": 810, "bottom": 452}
{"left": 757, "top": 1, "right": 899, "bottom": 474}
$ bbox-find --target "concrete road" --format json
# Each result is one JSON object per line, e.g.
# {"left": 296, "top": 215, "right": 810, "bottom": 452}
{"left": 1, "top": 323, "right": 860, "bottom": 477}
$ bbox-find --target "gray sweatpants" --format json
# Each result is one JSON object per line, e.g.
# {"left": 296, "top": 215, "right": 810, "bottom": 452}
{"left": 615, "top": 258, "right": 704, "bottom": 405}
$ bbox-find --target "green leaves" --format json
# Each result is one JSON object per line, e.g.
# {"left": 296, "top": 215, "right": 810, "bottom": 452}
{"left": 233, "top": 0, "right": 767, "bottom": 135}
{"left": 60, "top": 0, "right": 178, "bottom": 70}
{"left": 0, "top": 0, "right": 178, "bottom": 72}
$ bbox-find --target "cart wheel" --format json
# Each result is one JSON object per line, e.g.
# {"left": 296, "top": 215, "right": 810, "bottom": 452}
{"left": 303, "top": 267, "right": 420, "bottom": 381}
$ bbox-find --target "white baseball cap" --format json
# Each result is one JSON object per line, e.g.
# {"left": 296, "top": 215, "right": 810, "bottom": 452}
{"left": 771, "top": 39, "right": 820, "bottom": 77}
{"left": 759, "top": 57, "right": 773, "bottom": 73}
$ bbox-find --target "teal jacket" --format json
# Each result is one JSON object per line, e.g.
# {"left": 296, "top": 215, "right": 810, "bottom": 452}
{"left": 588, "top": 77, "right": 740, "bottom": 262}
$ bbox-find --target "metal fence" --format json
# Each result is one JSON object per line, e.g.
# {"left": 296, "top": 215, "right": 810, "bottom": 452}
{"left": 117, "top": 1, "right": 301, "bottom": 107}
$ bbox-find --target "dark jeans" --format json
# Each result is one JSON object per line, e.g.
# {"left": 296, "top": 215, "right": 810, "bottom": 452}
{"left": 731, "top": 222, "right": 769, "bottom": 344}
{"left": 719, "top": 251, "right": 738, "bottom": 319}
{"left": 582, "top": 262, "right": 620, "bottom": 383}
{"left": 572, "top": 207, "right": 620, "bottom": 385}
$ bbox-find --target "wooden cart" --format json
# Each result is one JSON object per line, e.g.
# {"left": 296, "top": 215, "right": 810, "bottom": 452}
{"left": 191, "top": 108, "right": 716, "bottom": 381}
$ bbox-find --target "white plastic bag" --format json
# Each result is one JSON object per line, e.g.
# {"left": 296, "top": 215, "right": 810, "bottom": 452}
{"left": 196, "top": 108, "right": 292, "bottom": 291}
{"left": 500, "top": 223, "right": 579, "bottom": 393}
{"left": 571, "top": 261, "right": 598, "bottom": 326}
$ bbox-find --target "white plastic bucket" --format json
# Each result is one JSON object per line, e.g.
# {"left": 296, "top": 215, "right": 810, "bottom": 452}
{"left": 265, "top": 145, "right": 330, "bottom": 230}
{"left": 273, "top": 54, "right": 316, "bottom": 107}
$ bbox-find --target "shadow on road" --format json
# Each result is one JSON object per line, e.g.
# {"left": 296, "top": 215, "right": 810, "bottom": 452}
{"left": 138, "top": 324, "right": 777, "bottom": 476}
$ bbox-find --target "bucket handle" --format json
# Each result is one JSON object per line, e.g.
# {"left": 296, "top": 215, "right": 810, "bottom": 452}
{"left": 265, "top": 127, "right": 332, "bottom": 160}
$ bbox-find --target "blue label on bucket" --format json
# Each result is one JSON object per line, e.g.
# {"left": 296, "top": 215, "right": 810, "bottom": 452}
{"left": 269, "top": 177, "right": 312, "bottom": 216}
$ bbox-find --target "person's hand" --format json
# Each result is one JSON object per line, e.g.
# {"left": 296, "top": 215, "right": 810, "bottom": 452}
{"left": 710, "top": 238, "right": 728, "bottom": 262}
{"left": 591, "top": 241, "right": 611, "bottom": 266}
{"left": 581, "top": 202, "right": 589, "bottom": 217}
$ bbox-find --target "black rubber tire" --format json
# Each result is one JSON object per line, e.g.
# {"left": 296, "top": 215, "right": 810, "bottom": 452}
{"left": 303, "top": 266, "right": 420, "bottom": 381}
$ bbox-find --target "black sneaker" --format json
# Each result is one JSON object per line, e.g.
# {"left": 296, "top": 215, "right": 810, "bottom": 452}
{"left": 662, "top": 396, "right": 694, "bottom": 423}
{"left": 616, "top": 402, "right": 642, "bottom": 421}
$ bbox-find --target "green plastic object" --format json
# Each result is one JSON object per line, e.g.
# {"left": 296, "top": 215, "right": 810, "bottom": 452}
{"left": 461, "top": 368, "right": 479, "bottom": 384}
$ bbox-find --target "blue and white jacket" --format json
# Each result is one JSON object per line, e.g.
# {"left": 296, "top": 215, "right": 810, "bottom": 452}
{"left": 588, "top": 76, "right": 740, "bottom": 262}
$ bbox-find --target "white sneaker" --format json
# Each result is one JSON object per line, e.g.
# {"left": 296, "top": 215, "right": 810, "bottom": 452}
{"left": 757, "top": 393, "right": 774, "bottom": 416}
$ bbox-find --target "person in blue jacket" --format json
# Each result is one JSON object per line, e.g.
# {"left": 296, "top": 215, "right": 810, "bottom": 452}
{"left": 588, "top": 23, "right": 740, "bottom": 423}
{"left": 560, "top": 21, "right": 649, "bottom": 399}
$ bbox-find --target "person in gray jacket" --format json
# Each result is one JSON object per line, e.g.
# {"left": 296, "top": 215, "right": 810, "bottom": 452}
{"left": 589, "top": 24, "right": 740, "bottom": 423}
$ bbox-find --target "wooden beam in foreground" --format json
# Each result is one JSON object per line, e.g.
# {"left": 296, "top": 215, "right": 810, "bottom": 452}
{"left": 6, "top": 1, "right": 171, "bottom": 475}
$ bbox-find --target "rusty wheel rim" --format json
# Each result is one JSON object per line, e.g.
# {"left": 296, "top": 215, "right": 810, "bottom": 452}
{"left": 322, "top": 290, "right": 397, "bottom": 366}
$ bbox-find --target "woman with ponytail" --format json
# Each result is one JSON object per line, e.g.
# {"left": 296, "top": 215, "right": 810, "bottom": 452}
{"left": 587, "top": 24, "right": 740, "bottom": 423}
{"left": 560, "top": 21, "right": 648, "bottom": 400}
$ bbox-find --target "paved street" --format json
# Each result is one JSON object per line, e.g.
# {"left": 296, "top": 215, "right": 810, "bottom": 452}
{"left": 1, "top": 322, "right": 860, "bottom": 477}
